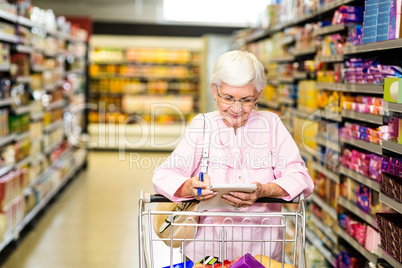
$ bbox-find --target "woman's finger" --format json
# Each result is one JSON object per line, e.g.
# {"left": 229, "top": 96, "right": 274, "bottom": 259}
{"left": 221, "top": 194, "right": 242, "bottom": 207}
{"left": 203, "top": 174, "right": 211, "bottom": 187}
{"left": 198, "top": 191, "right": 217, "bottom": 201}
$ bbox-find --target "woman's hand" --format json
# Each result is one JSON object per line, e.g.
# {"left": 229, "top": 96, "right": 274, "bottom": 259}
{"left": 175, "top": 174, "right": 217, "bottom": 201}
{"left": 221, "top": 182, "right": 289, "bottom": 208}
{"left": 220, "top": 182, "right": 264, "bottom": 208}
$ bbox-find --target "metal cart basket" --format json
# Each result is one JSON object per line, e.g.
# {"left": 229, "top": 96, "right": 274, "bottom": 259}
{"left": 139, "top": 190, "right": 306, "bottom": 268}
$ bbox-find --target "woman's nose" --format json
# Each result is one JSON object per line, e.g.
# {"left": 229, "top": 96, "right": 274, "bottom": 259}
{"left": 231, "top": 101, "right": 242, "bottom": 112}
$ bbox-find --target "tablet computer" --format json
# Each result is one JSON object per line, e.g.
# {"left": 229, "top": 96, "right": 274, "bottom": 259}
{"left": 198, "top": 184, "right": 257, "bottom": 211}
{"left": 209, "top": 184, "right": 257, "bottom": 193}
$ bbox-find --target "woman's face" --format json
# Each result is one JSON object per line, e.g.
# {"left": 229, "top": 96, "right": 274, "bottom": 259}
{"left": 212, "top": 83, "right": 261, "bottom": 130}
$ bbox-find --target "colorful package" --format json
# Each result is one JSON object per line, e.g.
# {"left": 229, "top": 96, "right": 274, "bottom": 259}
{"left": 229, "top": 253, "right": 265, "bottom": 268}
{"left": 357, "top": 185, "right": 371, "bottom": 213}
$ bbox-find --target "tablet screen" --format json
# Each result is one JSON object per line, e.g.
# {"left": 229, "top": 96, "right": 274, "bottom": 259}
{"left": 198, "top": 184, "right": 257, "bottom": 211}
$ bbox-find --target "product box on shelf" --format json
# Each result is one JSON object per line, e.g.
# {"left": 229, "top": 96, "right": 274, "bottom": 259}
{"left": 376, "top": 213, "right": 402, "bottom": 262}
{"left": 377, "top": 0, "right": 392, "bottom": 41}
{"left": 381, "top": 172, "right": 402, "bottom": 202}
{"left": 363, "top": 0, "right": 380, "bottom": 44}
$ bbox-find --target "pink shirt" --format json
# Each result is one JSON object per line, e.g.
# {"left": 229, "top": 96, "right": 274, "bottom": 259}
{"left": 153, "top": 110, "right": 314, "bottom": 262}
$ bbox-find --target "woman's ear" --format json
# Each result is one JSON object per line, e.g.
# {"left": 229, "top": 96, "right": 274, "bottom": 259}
{"left": 210, "top": 83, "right": 218, "bottom": 101}
{"left": 256, "top": 90, "right": 262, "bottom": 100}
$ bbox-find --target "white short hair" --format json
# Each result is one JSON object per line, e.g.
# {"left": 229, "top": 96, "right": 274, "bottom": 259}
{"left": 210, "top": 50, "right": 266, "bottom": 93}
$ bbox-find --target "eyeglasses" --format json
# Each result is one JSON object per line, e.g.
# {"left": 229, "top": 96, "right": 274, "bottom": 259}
{"left": 215, "top": 85, "right": 257, "bottom": 106}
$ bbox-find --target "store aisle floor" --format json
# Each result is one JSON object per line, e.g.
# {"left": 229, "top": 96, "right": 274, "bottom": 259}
{"left": 1, "top": 151, "right": 170, "bottom": 268}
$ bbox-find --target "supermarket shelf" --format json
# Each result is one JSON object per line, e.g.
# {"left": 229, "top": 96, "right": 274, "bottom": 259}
{"left": 258, "top": 99, "right": 280, "bottom": 110}
{"left": 278, "top": 77, "right": 294, "bottom": 83}
{"left": 0, "top": 10, "right": 17, "bottom": 23}
{"left": 15, "top": 156, "right": 32, "bottom": 169}
{"left": 294, "top": 109, "right": 314, "bottom": 120}
{"left": 46, "top": 99, "right": 65, "bottom": 111}
{"left": 91, "top": 60, "right": 199, "bottom": 66}
{"left": 380, "top": 193, "right": 402, "bottom": 214}
{"left": 341, "top": 110, "right": 383, "bottom": 125}
{"left": 0, "top": 164, "right": 14, "bottom": 178}
{"left": 244, "top": 0, "right": 358, "bottom": 43}
{"left": 338, "top": 196, "right": 377, "bottom": 228}
{"left": 340, "top": 137, "right": 382, "bottom": 154}
{"left": 44, "top": 141, "right": 63, "bottom": 155}
{"left": 310, "top": 213, "right": 338, "bottom": 244}
{"left": 89, "top": 123, "right": 189, "bottom": 151}
{"left": 293, "top": 46, "right": 316, "bottom": 57}
{"left": 343, "top": 83, "right": 383, "bottom": 94}
{"left": 31, "top": 112, "right": 44, "bottom": 121}
{"left": 44, "top": 120, "right": 64, "bottom": 133}
{"left": 17, "top": 16, "right": 36, "bottom": 28}
{"left": 15, "top": 45, "right": 33, "bottom": 54}
{"left": 90, "top": 74, "right": 197, "bottom": 80}
{"left": 279, "top": 35, "right": 295, "bottom": 46}
{"left": 66, "top": 69, "right": 85, "bottom": 76}
{"left": 317, "top": 109, "right": 342, "bottom": 122}
{"left": 0, "top": 32, "right": 19, "bottom": 44}
{"left": 316, "top": 82, "right": 343, "bottom": 91}
{"left": 30, "top": 135, "right": 44, "bottom": 145}
{"left": 267, "top": 78, "right": 279, "bottom": 86}
{"left": 382, "top": 140, "right": 402, "bottom": 154}
{"left": 269, "top": 55, "right": 295, "bottom": 63}
{"left": 337, "top": 228, "right": 379, "bottom": 264}
{"left": 315, "top": 54, "right": 344, "bottom": 63}
{"left": 385, "top": 102, "right": 402, "bottom": 113}
{"left": 310, "top": 193, "right": 337, "bottom": 220}
{"left": 344, "top": 38, "right": 402, "bottom": 55}
{"left": 18, "top": 156, "right": 86, "bottom": 238}
{"left": 31, "top": 65, "right": 45, "bottom": 72}
{"left": 315, "top": 136, "right": 341, "bottom": 152}
{"left": 379, "top": 247, "right": 402, "bottom": 268}
{"left": 30, "top": 152, "right": 44, "bottom": 166}
{"left": 289, "top": 11, "right": 316, "bottom": 26}
{"left": 15, "top": 131, "right": 30, "bottom": 141}
{"left": 15, "top": 76, "right": 32, "bottom": 83}
{"left": 0, "top": 232, "right": 14, "bottom": 254}
{"left": 67, "top": 36, "right": 87, "bottom": 44}
{"left": 43, "top": 51, "right": 57, "bottom": 58}
{"left": 312, "top": 162, "right": 340, "bottom": 184}
{"left": 0, "top": 98, "right": 12, "bottom": 107}
{"left": 89, "top": 91, "right": 199, "bottom": 97}
{"left": 317, "top": 0, "right": 357, "bottom": 15}
{"left": 339, "top": 166, "right": 380, "bottom": 192}
{"left": 27, "top": 149, "right": 72, "bottom": 188}
{"left": 0, "top": 64, "right": 10, "bottom": 72}
{"left": 316, "top": 82, "right": 383, "bottom": 94}
{"left": 305, "top": 229, "right": 337, "bottom": 267}
{"left": 279, "top": 97, "right": 295, "bottom": 105}
{"left": 293, "top": 71, "right": 308, "bottom": 80}
{"left": 43, "top": 84, "right": 58, "bottom": 92}
{"left": 316, "top": 23, "right": 346, "bottom": 36}
{"left": 14, "top": 105, "right": 32, "bottom": 115}
{"left": 0, "top": 134, "right": 16, "bottom": 147}
{"left": 245, "top": 28, "right": 276, "bottom": 43}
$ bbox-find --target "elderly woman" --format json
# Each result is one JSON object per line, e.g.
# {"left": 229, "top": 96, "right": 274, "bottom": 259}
{"left": 153, "top": 50, "right": 314, "bottom": 262}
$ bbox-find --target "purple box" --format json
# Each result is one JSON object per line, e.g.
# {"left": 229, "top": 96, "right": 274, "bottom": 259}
{"left": 230, "top": 253, "right": 265, "bottom": 268}
{"left": 389, "top": 0, "right": 397, "bottom": 39}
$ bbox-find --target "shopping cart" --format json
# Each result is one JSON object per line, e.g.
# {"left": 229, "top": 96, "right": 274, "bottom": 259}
{"left": 138, "top": 190, "right": 306, "bottom": 268}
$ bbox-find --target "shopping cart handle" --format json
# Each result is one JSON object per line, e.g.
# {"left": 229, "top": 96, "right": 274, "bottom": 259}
{"left": 149, "top": 194, "right": 300, "bottom": 204}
